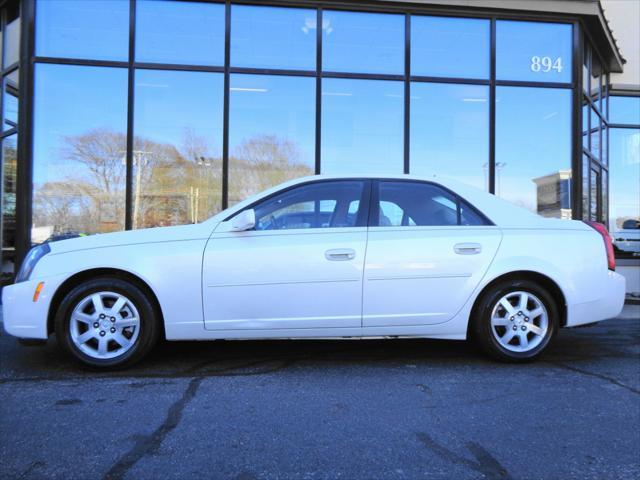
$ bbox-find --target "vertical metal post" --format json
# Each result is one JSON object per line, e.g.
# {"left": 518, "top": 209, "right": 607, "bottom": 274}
{"left": 125, "top": 0, "right": 136, "bottom": 230}
{"left": 488, "top": 18, "right": 496, "bottom": 194}
{"left": 572, "top": 21, "right": 583, "bottom": 220}
{"left": 315, "top": 7, "right": 322, "bottom": 175}
{"left": 222, "top": 0, "right": 231, "bottom": 208}
{"left": 403, "top": 13, "right": 410, "bottom": 174}
{"left": 15, "top": 0, "right": 35, "bottom": 266}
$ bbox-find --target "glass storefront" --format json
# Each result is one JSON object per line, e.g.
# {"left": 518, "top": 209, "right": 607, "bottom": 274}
{"left": 229, "top": 74, "right": 315, "bottom": 204}
{"left": 608, "top": 100, "right": 640, "bottom": 259}
{"left": 411, "top": 16, "right": 489, "bottom": 79}
{"left": 321, "top": 78, "right": 404, "bottom": 175}
{"left": 496, "top": 87, "right": 572, "bottom": 216}
{"left": 581, "top": 37, "right": 609, "bottom": 226}
{"left": 24, "top": 1, "right": 579, "bottom": 241}
{"left": 609, "top": 96, "right": 640, "bottom": 125}
{"left": 496, "top": 21, "right": 572, "bottom": 84}
{"left": 231, "top": 5, "right": 316, "bottom": 70}
{"left": 136, "top": 1, "right": 225, "bottom": 66}
{"left": 322, "top": 10, "right": 404, "bottom": 75}
{"left": 410, "top": 83, "right": 489, "bottom": 190}
{"left": 36, "top": 0, "right": 129, "bottom": 61}
{"left": 0, "top": 0, "right": 627, "bottom": 275}
{"left": 133, "top": 69, "right": 224, "bottom": 228}
{"left": 32, "top": 64, "right": 128, "bottom": 240}
{"left": 1, "top": 2, "right": 20, "bottom": 284}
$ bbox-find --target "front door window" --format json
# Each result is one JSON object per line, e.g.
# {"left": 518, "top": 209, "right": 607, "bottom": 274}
{"left": 249, "top": 180, "right": 368, "bottom": 230}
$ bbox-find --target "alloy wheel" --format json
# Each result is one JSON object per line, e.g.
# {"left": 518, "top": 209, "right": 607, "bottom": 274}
{"left": 490, "top": 290, "right": 549, "bottom": 353}
{"left": 69, "top": 291, "right": 141, "bottom": 360}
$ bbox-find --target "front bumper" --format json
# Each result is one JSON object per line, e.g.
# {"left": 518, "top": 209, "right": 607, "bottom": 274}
{"left": 2, "top": 274, "right": 67, "bottom": 339}
{"left": 566, "top": 271, "right": 626, "bottom": 327}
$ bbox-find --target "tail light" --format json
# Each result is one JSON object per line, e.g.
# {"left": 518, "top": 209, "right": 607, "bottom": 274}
{"left": 584, "top": 221, "right": 616, "bottom": 271}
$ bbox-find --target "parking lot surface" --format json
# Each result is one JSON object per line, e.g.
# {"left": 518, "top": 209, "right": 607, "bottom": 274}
{"left": 1, "top": 305, "right": 639, "bottom": 480}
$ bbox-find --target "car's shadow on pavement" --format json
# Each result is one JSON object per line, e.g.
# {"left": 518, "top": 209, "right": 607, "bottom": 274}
{"left": 3, "top": 314, "right": 637, "bottom": 381}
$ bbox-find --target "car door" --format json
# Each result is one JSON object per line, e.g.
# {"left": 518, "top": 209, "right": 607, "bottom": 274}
{"left": 363, "top": 180, "right": 502, "bottom": 327}
{"left": 203, "top": 179, "right": 371, "bottom": 331}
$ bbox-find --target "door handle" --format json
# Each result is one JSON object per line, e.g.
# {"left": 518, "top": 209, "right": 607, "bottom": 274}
{"left": 325, "top": 248, "right": 356, "bottom": 261}
{"left": 454, "top": 243, "right": 482, "bottom": 255}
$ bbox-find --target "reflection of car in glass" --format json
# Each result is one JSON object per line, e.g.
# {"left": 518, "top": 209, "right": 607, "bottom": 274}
{"left": 613, "top": 219, "right": 640, "bottom": 257}
{"left": 46, "top": 232, "right": 88, "bottom": 243}
{"left": 2, "top": 175, "right": 626, "bottom": 369}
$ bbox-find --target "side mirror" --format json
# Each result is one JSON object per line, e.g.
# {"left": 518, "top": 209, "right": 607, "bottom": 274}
{"left": 231, "top": 209, "right": 256, "bottom": 232}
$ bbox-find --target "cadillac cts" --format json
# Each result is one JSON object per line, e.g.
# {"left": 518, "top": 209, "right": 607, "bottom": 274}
{"left": 2, "top": 175, "right": 625, "bottom": 368}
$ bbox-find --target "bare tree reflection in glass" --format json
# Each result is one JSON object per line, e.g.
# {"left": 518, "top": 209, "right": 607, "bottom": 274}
{"left": 132, "top": 69, "right": 224, "bottom": 229}
{"left": 2, "top": 136, "right": 18, "bottom": 258}
{"left": 229, "top": 134, "right": 313, "bottom": 205}
{"left": 132, "top": 130, "right": 223, "bottom": 229}
{"left": 32, "top": 64, "right": 128, "bottom": 241}
{"left": 32, "top": 128, "right": 127, "bottom": 239}
{"left": 228, "top": 75, "right": 315, "bottom": 205}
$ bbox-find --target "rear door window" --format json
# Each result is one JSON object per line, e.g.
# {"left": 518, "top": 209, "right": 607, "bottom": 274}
{"left": 375, "top": 181, "right": 489, "bottom": 227}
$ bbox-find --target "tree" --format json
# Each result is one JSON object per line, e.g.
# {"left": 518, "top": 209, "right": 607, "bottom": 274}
{"left": 229, "top": 134, "right": 313, "bottom": 203}
{"left": 32, "top": 129, "right": 312, "bottom": 235}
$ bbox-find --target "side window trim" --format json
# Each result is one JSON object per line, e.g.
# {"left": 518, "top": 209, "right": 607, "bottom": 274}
{"left": 355, "top": 180, "right": 373, "bottom": 228}
{"left": 370, "top": 179, "right": 493, "bottom": 227}
{"left": 368, "top": 179, "right": 381, "bottom": 228}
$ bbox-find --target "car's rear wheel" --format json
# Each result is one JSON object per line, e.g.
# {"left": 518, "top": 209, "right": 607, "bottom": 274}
{"left": 472, "top": 279, "right": 559, "bottom": 362}
{"left": 55, "top": 277, "right": 159, "bottom": 369}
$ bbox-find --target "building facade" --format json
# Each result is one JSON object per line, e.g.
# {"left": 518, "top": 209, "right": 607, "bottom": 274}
{"left": 0, "top": 0, "right": 638, "bottom": 293}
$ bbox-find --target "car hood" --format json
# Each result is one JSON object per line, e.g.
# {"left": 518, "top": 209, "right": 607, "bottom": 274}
{"left": 47, "top": 222, "right": 217, "bottom": 255}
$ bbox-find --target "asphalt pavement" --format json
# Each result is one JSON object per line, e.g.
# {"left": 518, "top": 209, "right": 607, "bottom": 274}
{"left": 1, "top": 305, "right": 639, "bottom": 480}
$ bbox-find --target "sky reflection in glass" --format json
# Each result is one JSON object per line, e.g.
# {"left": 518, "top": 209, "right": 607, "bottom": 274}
{"left": 36, "top": 0, "right": 129, "bottom": 61}
{"left": 322, "top": 10, "right": 404, "bottom": 74}
{"left": 133, "top": 69, "right": 224, "bottom": 227}
{"left": 136, "top": 0, "right": 225, "bottom": 66}
{"left": 609, "top": 96, "right": 640, "bottom": 125}
{"left": 411, "top": 16, "right": 489, "bottom": 79}
{"left": 322, "top": 78, "right": 403, "bottom": 174}
{"left": 410, "top": 83, "right": 489, "bottom": 190}
{"left": 229, "top": 74, "right": 316, "bottom": 204}
{"left": 33, "top": 65, "right": 128, "bottom": 186}
{"left": 231, "top": 5, "right": 316, "bottom": 70}
{"left": 134, "top": 69, "right": 224, "bottom": 155}
{"left": 497, "top": 21, "right": 572, "bottom": 83}
{"left": 496, "top": 86, "right": 571, "bottom": 216}
{"left": 32, "top": 64, "right": 128, "bottom": 236}
{"left": 609, "top": 128, "right": 640, "bottom": 231}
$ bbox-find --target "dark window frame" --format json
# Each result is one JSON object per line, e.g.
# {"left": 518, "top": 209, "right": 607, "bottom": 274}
{"left": 580, "top": 31, "right": 611, "bottom": 229}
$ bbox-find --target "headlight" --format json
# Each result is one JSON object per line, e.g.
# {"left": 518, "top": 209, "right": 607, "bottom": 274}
{"left": 15, "top": 243, "right": 51, "bottom": 283}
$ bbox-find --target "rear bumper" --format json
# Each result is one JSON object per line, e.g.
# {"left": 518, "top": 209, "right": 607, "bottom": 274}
{"left": 2, "top": 274, "right": 66, "bottom": 339}
{"left": 566, "top": 271, "right": 626, "bottom": 327}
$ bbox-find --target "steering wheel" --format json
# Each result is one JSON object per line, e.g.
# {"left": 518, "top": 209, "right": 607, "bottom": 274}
{"left": 267, "top": 214, "right": 281, "bottom": 230}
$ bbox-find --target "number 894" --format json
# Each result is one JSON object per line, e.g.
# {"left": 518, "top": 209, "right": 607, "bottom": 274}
{"left": 530, "top": 56, "right": 563, "bottom": 73}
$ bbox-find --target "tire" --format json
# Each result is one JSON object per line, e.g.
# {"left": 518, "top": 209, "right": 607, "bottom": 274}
{"left": 55, "top": 277, "right": 160, "bottom": 369}
{"left": 471, "top": 279, "right": 559, "bottom": 362}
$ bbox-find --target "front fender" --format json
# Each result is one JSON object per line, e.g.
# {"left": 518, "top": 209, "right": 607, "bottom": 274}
{"left": 27, "top": 238, "right": 209, "bottom": 336}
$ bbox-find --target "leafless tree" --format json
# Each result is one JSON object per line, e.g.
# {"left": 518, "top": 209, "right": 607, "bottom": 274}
{"left": 32, "top": 129, "right": 311, "bottom": 235}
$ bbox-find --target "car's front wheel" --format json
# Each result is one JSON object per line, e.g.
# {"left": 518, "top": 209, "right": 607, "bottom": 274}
{"left": 55, "top": 277, "right": 159, "bottom": 369}
{"left": 472, "top": 279, "right": 559, "bottom": 362}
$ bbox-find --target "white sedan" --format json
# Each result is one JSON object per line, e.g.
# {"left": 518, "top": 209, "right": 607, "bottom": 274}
{"left": 2, "top": 175, "right": 625, "bottom": 368}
